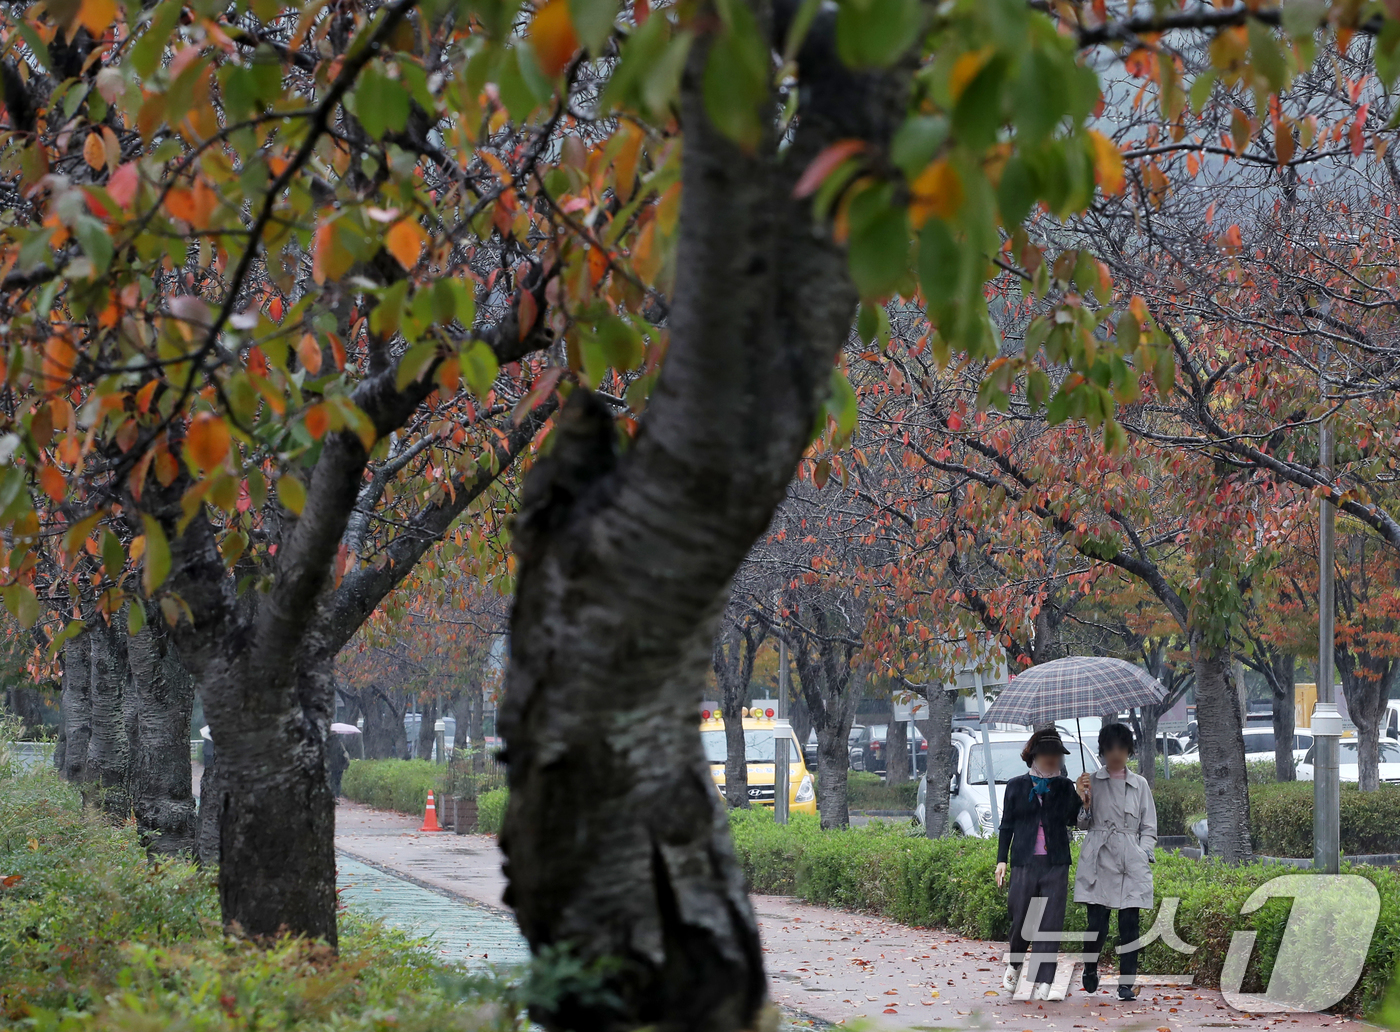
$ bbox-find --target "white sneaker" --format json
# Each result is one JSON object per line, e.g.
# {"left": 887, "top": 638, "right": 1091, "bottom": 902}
{"left": 1044, "top": 984, "right": 1066, "bottom": 1001}
{"left": 1032, "top": 982, "right": 1050, "bottom": 1001}
{"left": 1002, "top": 964, "right": 1019, "bottom": 990}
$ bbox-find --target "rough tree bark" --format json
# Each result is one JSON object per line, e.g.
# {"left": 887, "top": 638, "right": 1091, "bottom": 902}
{"left": 886, "top": 697, "right": 908, "bottom": 785}
{"left": 1338, "top": 649, "right": 1394, "bottom": 792}
{"left": 1136, "top": 704, "right": 1160, "bottom": 789}
{"left": 416, "top": 696, "right": 438, "bottom": 761}
{"left": 1193, "top": 648, "right": 1253, "bottom": 861}
{"left": 127, "top": 617, "right": 198, "bottom": 855}
{"left": 85, "top": 618, "right": 132, "bottom": 819}
{"left": 789, "top": 613, "right": 862, "bottom": 830}
{"left": 1263, "top": 651, "right": 1296, "bottom": 782}
{"left": 916, "top": 684, "right": 956, "bottom": 837}
{"left": 60, "top": 633, "right": 92, "bottom": 785}
{"left": 496, "top": 9, "right": 907, "bottom": 1028}
{"left": 713, "top": 614, "right": 765, "bottom": 809}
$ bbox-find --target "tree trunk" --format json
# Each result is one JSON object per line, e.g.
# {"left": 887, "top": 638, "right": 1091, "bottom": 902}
{"left": 468, "top": 683, "right": 486, "bottom": 775}
{"left": 1338, "top": 653, "right": 1391, "bottom": 793}
{"left": 60, "top": 633, "right": 92, "bottom": 785}
{"left": 85, "top": 619, "right": 132, "bottom": 819}
{"left": 197, "top": 747, "right": 221, "bottom": 866}
{"left": 721, "top": 686, "right": 749, "bottom": 809}
{"left": 815, "top": 723, "right": 853, "bottom": 828}
{"left": 1270, "top": 653, "right": 1296, "bottom": 782}
{"left": 886, "top": 700, "right": 908, "bottom": 786}
{"left": 363, "top": 688, "right": 406, "bottom": 758}
{"left": 1193, "top": 648, "right": 1253, "bottom": 860}
{"left": 918, "top": 686, "right": 956, "bottom": 837}
{"left": 417, "top": 695, "right": 438, "bottom": 761}
{"left": 127, "top": 618, "right": 197, "bottom": 855}
{"left": 1137, "top": 705, "right": 1158, "bottom": 789}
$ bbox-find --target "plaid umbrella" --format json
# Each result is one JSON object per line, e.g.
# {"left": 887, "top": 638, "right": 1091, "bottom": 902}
{"left": 982, "top": 656, "right": 1167, "bottom": 766}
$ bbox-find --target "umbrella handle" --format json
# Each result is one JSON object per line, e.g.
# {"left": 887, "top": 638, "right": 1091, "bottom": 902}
{"left": 1077, "top": 716, "right": 1087, "bottom": 773}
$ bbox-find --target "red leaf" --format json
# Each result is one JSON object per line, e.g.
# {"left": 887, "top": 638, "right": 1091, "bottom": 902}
{"left": 793, "top": 140, "right": 866, "bottom": 199}
{"left": 516, "top": 290, "right": 539, "bottom": 342}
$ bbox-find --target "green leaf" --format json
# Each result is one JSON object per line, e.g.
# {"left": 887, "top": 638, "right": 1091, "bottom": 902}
{"left": 891, "top": 115, "right": 948, "bottom": 178}
{"left": 835, "top": 0, "right": 921, "bottom": 68}
{"left": 73, "top": 217, "right": 114, "bottom": 275}
{"left": 1012, "top": 49, "right": 1066, "bottom": 145}
{"left": 1153, "top": 347, "right": 1175, "bottom": 399}
{"left": 141, "top": 514, "right": 171, "bottom": 595}
{"left": 101, "top": 530, "right": 124, "bottom": 580}
{"left": 848, "top": 201, "right": 909, "bottom": 299}
{"left": 395, "top": 341, "right": 438, "bottom": 390}
{"left": 951, "top": 55, "right": 1009, "bottom": 151}
{"left": 2, "top": 584, "right": 39, "bottom": 629}
{"left": 917, "top": 219, "right": 962, "bottom": 305}
{"left": 352, "top": 64, "right": 410, "bottom": 138}
{"left": 369, "top": 280, "right": 409, "bottom": 338}
{"left": 824, "top": 366, "right": 858, "bottom": 442}
{"left": 460, "top": 341, "right": 500, "bottom": 398}
{"left": 277, "top": 475, "right": 307, "bottom": 516}
{"left": 128, "top": 604, "right": 147, "bottom": 637}
{"left": 569, "top": 0, "right": 616, "bottom": 53}
{"left": 1189, "top": 70, "right": 1217, "bottom": 114}
{"left": 1247, "top": 20, "right": 1289, "bottom": 93}
{"left": 702, "top": 4, "right": 769, "bottom": 151}
{"left": 996, "top": 156, "right": 1035, "bottom": 230}
{"left": 131, "top": 1, "right": 183, "bottom": 78}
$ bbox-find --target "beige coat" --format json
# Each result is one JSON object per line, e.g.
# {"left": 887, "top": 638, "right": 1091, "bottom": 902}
{"left": 1073, "top": 766, "right": 1157, "bottom": 910}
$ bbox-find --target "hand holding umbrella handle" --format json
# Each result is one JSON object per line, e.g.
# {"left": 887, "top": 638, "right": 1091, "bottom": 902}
{"left": 1075, "top": 772, "right": 1092, "bottom": 804}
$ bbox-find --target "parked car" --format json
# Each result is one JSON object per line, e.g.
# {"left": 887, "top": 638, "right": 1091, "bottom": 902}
{"left": 1179, "top": 727, "right": 1313, "bottom": 764}
{"left": 914, "top": 729, "right": 1099, "bottom": 836}
{"left": 853, "top": 723, "right": 929, "bottom": 776}
{"left": 803, "top": 724, "right": 866, "bottom": 771}
{"left": 699, "top": 711, "right": 817, "bottom": 813}
{"left": 1297, "top": 738, "right": 1400, "bottom": 783}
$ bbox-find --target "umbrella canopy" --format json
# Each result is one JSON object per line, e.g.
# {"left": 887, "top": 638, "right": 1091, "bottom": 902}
{"left": 982, "top": 656, "right": 1166, "bottom": 727}
{"left": 330, "top": 722, "right": 362, "bottom": 735}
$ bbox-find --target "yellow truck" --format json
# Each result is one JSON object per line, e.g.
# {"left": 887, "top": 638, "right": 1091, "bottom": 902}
{"left": 699, "top": 709, "right": 817, "bottom": 815}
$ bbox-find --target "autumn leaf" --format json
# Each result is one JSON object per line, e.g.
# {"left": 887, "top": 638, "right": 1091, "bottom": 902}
{"left": 531, "top": 0, "right": 579, "bottom": 78}
{"left": 305, "top": 403, "right": 330, "bottom": 439}
{"left": 297, "top": 333, "right": 323, "bottom": 375}
{"left": 107, "top": 163, "right": 138, "bottom": 208}
{"left": 385, "top": 219, "right": 427, "bottom": 271}
{"left": 277, "top": 474, "right": 307, "bottom": 516}
{"left": 1087, "top": 130, "right": 1125, "bottom": 196}
{"left": 313, "top": 221, "right": 355, "bottom": 283}
{"left": 38, "top": 464, "right": 65, "bottom": 502}
{"left": 83, "top": 132, "right": 106, "bottom": 171}
{"left": 141, "top": 514, "right": 171, "bottom": 595}
{"left": 908, "top": 160, "right": 963, "bottom": 228}
{"left": 185, "top": 411, "right": 231, "bottom": 471}
{"left": 793, "top": 140, "right": 866, "bottom": 199}
{"left": 76, "top": 0, "right": 116, "bottom": 35}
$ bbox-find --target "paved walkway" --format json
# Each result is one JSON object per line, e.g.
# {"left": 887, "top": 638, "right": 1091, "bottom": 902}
{"left": 334, "top": 800, "right": 1370, "bottom": 1031}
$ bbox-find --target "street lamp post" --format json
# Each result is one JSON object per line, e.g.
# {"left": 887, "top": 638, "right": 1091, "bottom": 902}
{"left": 775, "top": 637, "right": 790, "bottom": 825}
{"left": 1314, "top": 383, "right": 1340, "bottom": 874}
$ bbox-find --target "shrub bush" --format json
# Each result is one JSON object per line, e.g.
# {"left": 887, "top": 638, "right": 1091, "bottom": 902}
{"left": 476, "top": 788, "right": 509, "bottom": 835}
{"left": 342, "top": 759, "right": 445, "bottom": 815}
{"left": 1152, "top": 758, "right": 1278, "bottom": 785}
{"left": 0, "top": 765, "right": 520, "bottom": 1031}
{"left": 1251, "top": 782, "right": 1400, "bottom": 857}
{"left": 727, "top": 808, "right": 1400, "bottom": 1015}
{"left": 846, "top": 771, "right": 918, "bottom": 811}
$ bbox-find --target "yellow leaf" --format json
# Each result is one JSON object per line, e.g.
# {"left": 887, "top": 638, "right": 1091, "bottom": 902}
{"left": 277, "top": 475, "right": 306, "bottom": 516}
{"left": 185, "top": 412, "right": 230, "bottom": 471}
{"left": 313, "top": 221, "right": 355, "bottom": 284}
{"left": 82, "top": 132, "right": 105, "bottom": 171}
{"left": 908, "top": 160, "right": 963, "bottom": 228}
{"left": 531, "top": 0, "right": 578, "bottom": 78}
{"left": 1087, "top": 129, "right": 1125, "bottom": 196}
{"left": 384, "top": 219, "right": 426, "bottom": 271}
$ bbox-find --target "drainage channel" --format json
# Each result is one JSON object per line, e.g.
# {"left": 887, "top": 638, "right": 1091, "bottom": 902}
{"left": 336, "top": 852, "right": 831, "bottom": 1029}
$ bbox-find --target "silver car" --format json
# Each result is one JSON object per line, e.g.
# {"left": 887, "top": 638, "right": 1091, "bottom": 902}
{"left": 916, "top": 729, "right": 1099, "bottom": 836}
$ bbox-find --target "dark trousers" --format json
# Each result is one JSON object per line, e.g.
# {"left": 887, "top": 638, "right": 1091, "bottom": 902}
{"left": 1007, "top": 856, "right": 1069, "bottom": 985}
{"left": 1085, "top": 904, "right": 1141, "bottom": 983}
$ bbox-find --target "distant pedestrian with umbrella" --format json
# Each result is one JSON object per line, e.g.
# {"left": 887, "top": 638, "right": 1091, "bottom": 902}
{"left": 982, "top": 656, "right": 1168, "bottom": 1001}
{"left": 995, "top": 727, "right": 1082, "bottom": 1001}
{"left": 1074, "top": 722, "right": 1157, "bottom": 1001}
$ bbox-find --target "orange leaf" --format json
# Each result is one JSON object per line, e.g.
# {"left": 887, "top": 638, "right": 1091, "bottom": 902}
{"left": 516, "top": 291, "right": 538, "bottom": 341}
{"left": 531, "top": 0, "right": 578, "bottom": 78}
{"left": 1087, "top": 129, "right": 1125, "bottom": 196}
{"left": 185, "top": 412, "right": 231, "bottom": 471}
{"left": 908, "top": 160, "right": 963, "bottom": 228}
{"left": 76, "top": 0, "right": 116, "bottom": 35}
{"left": 297, "top": 333, "right": 323, "bottom": 375}
{"left": 41, "top": 336, "right": 77, "bottom": 391}
{"left": 793, "top": 140, "right": 866, "bottom": 198}
{"left": 38, "top": 465, "right": 65, "bottom": 502}
{"left": 385, "top": 219, "right": 426, "bottom": 271}
{"left": 313, "top": 221, "right": 355, "bottom": 284}
{"left": 304, "top": 403, "right": 330, "bottom": 439}
{"left": 136, "top": 379, "right": 160, "bottom": 414}
{"left": 82, "top": 132, "right": 105, "bottom": 171}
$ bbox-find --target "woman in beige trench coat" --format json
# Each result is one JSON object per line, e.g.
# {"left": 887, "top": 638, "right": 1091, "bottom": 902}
{"left": 1073, "top": 722, "right": 1157, "bottom": 1001}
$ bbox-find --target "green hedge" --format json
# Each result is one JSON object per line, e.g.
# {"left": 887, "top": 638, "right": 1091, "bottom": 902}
{"left": 1152, "top": 780, "right": 1400, "bottom": 856}
{"left": 477, "top": 788, "right": 508, "bottom": 835}
{"left": 847, "top": 771, "right": 918, "bottom": 810}
{"left": 342, "top": 759, "right": 445, "bottom": 816}
{"left": 0, "top": 764, "right": 521, "bottom": 1030}
{"left": 728, "top": 808, "right": 1400, "bottom": 1014}
{"left": 1153, "top": 758, "right": 1278, "bottom": 785}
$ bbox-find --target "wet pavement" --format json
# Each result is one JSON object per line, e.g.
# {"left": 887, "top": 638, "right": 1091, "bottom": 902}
{"left": 334, "top": 800, "right": 1375, "bottom": 1031}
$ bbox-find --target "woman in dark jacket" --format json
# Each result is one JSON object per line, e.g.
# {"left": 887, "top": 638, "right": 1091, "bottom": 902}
{"left": 994, "top": 728, "right": 1086, "bottom": 1000}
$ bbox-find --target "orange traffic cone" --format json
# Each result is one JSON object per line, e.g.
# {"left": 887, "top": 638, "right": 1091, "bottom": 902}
{"left": 419, "top": 790, "right": 442, "bottom": 832}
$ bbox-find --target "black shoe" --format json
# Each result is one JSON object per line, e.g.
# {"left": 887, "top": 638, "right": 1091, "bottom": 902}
{"left": 1118, "top": 985, "right": 1137, "bottom": 1001}
{"left": 1082, "top": 966, "right": 1099, "bottom": 993}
